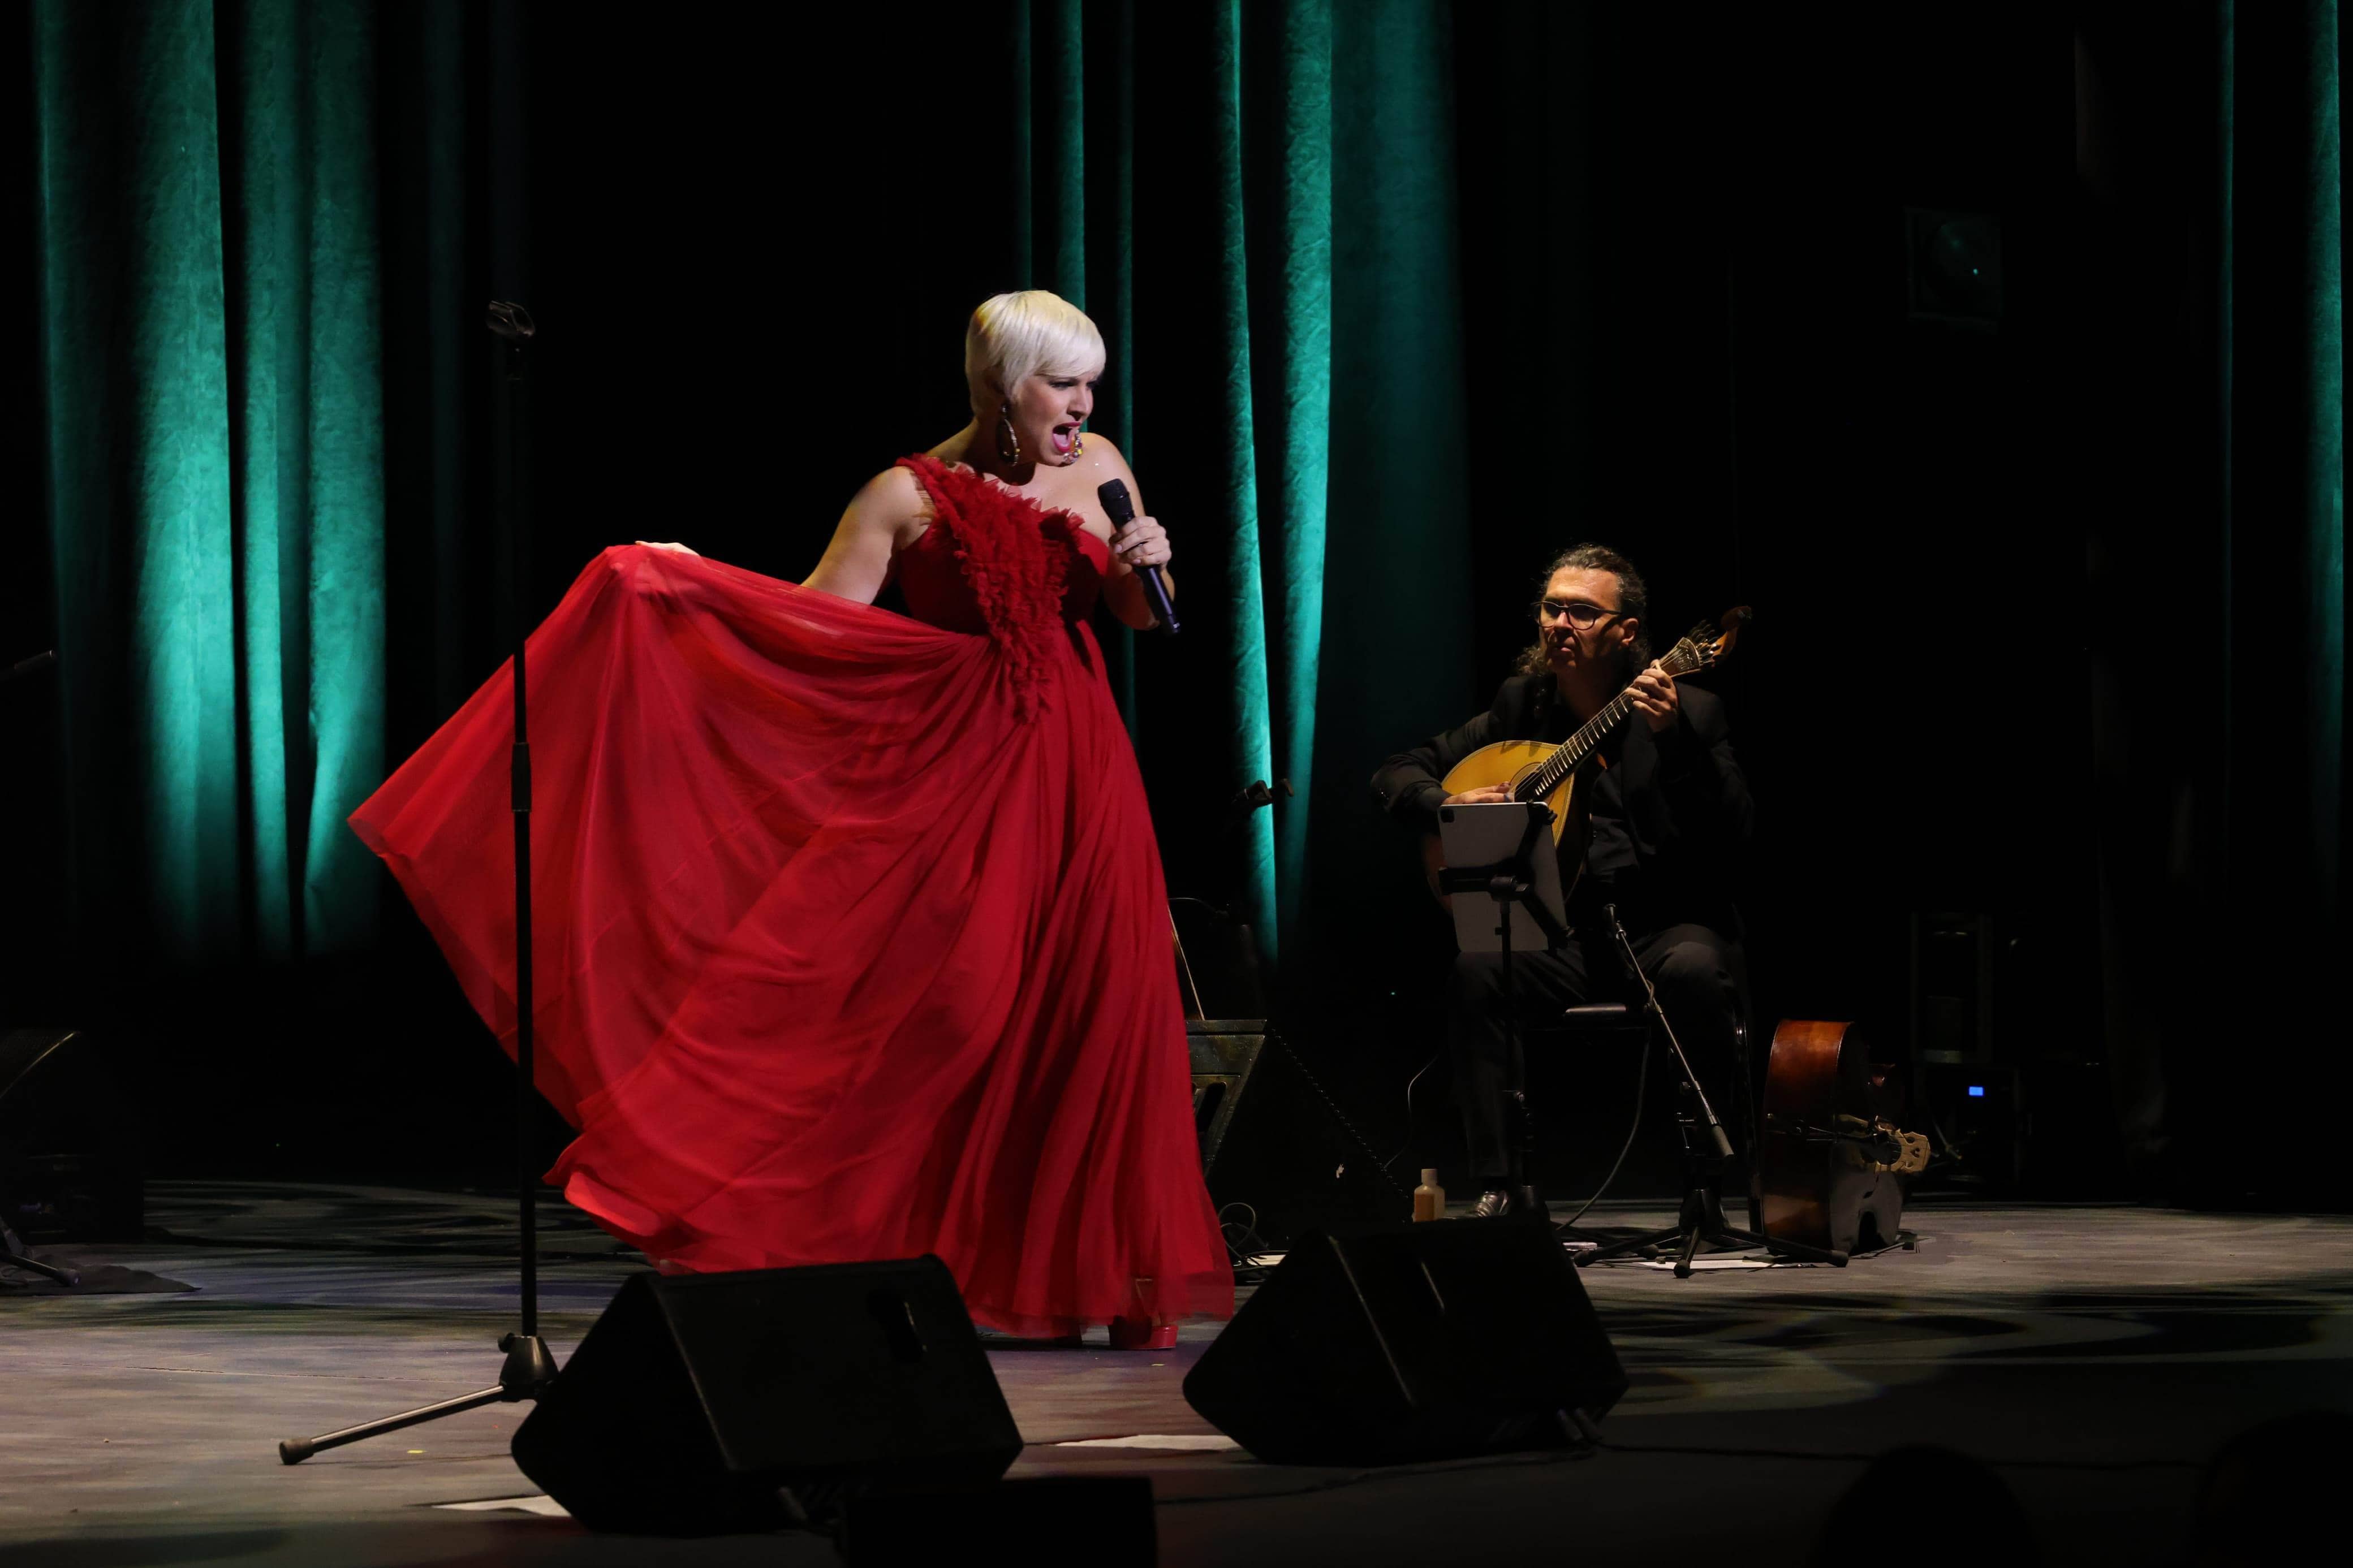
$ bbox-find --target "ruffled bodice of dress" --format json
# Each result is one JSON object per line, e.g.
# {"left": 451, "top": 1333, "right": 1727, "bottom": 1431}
{"left": 891, "top": 453, "right": 1110, "bottom": 714}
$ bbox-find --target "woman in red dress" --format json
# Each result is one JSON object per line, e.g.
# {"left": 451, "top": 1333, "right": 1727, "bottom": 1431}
{"left": 351, "top": 291, "right": 1232, "bottom": 1344}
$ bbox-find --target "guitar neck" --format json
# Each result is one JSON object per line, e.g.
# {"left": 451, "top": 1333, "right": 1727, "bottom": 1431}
{"left": 1514, "top": 688, "right": 1637, "bottom": 802}
{"left": 1506, "top": 619, "right": 1730, "bottom": 805}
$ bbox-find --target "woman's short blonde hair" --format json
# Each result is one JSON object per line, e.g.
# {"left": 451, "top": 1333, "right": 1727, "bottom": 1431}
{"left": 965, "top": 291, "right": 1105, "bottom": 414}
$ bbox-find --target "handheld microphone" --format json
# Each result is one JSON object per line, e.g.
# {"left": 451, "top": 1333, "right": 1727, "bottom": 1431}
{"left": 1096, "top": 480, "right": 1179, "bottom": 636}
{"left": 5, "top": 650, "right": 57, "bottom": 685}
{"left": 485, "top": 300, "right": 536, "bottom": 340}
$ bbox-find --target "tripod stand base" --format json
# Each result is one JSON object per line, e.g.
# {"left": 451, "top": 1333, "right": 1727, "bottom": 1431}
{"left": 2, "top": 1247, "right": 77, "bottom": 1288}
{"left": 1, "top": 1221, "right": 77, "bottom": 1288}
{"left": 1574, "top": 1187, "right": 1848, "bottom": 1278}
{"left": 279, "top": 1332, "right": 557, "bottom": 1465}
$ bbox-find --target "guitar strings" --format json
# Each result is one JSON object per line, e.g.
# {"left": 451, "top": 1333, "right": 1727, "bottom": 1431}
{"left": 1516, "top": 625, "right": 1718, "bottom": 803}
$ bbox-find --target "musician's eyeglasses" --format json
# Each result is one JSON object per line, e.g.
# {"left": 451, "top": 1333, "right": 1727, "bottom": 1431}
{"left": 1533, "top": 598, "right": 1624, "bottom": 630}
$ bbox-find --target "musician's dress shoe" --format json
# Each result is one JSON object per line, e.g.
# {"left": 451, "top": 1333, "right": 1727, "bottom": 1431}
{"left": 1469, "top": 1189, "right": 1514, "bottom": 1220}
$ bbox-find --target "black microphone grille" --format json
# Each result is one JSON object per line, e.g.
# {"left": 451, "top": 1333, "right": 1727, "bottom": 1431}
{"left": 1096, "top": 478, "right": 1135, "bottom": 522}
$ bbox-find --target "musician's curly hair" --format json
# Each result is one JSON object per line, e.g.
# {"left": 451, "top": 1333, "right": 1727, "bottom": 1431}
{"left": 1516, "top": 543, "right": 1653, "bottom": 679}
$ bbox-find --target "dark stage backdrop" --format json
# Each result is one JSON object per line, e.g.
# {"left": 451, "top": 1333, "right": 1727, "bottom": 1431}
{"left": 3, "top": 1, "right": 2342, "bottom": 1202}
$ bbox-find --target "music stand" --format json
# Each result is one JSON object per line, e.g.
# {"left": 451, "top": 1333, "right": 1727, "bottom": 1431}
{"left": 1437, "top": 802, "right": 1569, "bottom": 1221}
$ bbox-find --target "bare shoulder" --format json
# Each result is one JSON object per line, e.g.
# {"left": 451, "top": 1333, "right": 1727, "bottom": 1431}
{"left": 1052, "top": 435, "right": 1138, "bottom": 532}
{"left": 855, "top": 463, "right": 925, "bottom": 507}
{"left": 846, "top": 464, "right": 929, "bottom": 526}
{"left": 1079, "top": 433, "right": 1133, "bottom": 478}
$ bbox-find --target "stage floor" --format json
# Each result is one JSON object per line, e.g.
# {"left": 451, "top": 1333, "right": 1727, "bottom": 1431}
{"left": 5, "top": 1183, "right": 2350, "bottom": 1565}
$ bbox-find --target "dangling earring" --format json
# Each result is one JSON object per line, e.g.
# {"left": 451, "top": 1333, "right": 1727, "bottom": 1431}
{"left": 996, "top": 405, "right": 1023, "bottom": 465}
{"left": 1071, "top": 429, "right": 1084, "bottom": 457}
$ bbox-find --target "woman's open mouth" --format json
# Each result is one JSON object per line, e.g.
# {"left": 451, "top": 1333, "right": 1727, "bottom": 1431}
{"left": 1050, "top": 425, "right": 1079, "bottom": 457}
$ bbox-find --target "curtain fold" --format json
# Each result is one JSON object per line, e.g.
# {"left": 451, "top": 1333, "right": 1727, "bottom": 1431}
{"left": 1244, "top": 0, "right": 1335, "bottom": 950}
{"left": 2218, "top": 0, "right": 2343, "bottom": 938}
{"left": 1009, "top": 0, "right": 1433, "bottom": 962}
{"left": 1193, "top": 0, "right": 1281, "bottom": 954}
{"left": 2083, "top": 0, "right": 2346, "bottom": 1198}
{"left": 33, "top": 0, "right": 384, "bottom": 966}
{"left": 33, "top": 0, "right": 1396, "bottom": 978}
{"left": 1306, "top": 0, "right": 1472, "bottom": 960}
{"left": 2288, "top": 1, "right": 2343, "bottom": 913}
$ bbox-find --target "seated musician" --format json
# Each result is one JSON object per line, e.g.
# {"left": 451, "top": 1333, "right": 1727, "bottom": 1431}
{"left": 1369, "top": 545, "right": 1754, "bottom": 1219}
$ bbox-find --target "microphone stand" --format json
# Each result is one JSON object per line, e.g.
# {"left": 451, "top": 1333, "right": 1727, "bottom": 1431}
{"left": 1574, "top": 903, "right": 1844, "bottom": 1277}
{"left": 1, "top": 651, "right": 77, "bottom": 1288}
{"left": 280, "top": 302, "right": 559, "bottom": 1463}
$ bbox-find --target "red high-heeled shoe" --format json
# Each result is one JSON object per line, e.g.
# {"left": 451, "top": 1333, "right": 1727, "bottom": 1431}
{"left": 1107, "top": 1316, "right": 1177, "bottom": 1351}
{"left": 1111, "top": 1276, "right": 1176, "bottom": 1350}
{"left": 1048, "top": 1320, "right": 1175, "bottom": 1349}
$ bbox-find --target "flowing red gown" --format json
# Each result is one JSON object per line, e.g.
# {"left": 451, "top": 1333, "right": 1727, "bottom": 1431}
{"left": 350, "top": 455, "right": 1233, "bottom": 1336}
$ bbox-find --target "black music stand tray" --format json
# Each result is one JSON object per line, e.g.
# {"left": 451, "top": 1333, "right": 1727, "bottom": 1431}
{"left": 1437, "top": 801, "right": 1589, "bottom": 1231}
{"left": 1573, "top": 904, "right": 1845, "bottom": 1277}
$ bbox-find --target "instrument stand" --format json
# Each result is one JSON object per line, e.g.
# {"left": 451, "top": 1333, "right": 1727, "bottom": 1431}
{"left": 1436, "top": 803, "right": 1596, "bottom": 1232}
{"left": 1574, "top": 905, "right": 1846, "bottom": 1278}
{"left": 280, "top": 302, "right": 559, "bottom": 1465}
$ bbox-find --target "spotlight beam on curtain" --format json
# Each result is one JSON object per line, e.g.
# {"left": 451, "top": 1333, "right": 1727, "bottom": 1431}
{"left": 33, "top": 0, "right": 385, "bottom": 965}
{"left": 1014, "top": 0, "right": 1351, "bottom": 960}
{"left": 28, "top": 0, "right": 1467, "bottom": 983}
{"left": 1246, "top": 0, "right": 1335, "bottom": 952}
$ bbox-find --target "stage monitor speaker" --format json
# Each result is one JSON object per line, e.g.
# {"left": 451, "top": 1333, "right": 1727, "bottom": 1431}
{"left": 511, "top": 1256, "right": 1022, "bottom": 1535}
{"left": 1187, "top": 1019, "right": 1264, "bottom": 1174}
{"left": 1190, "top": 1022, "right": 1406, "bottom": 1248}
{"left": 0, "top": 1028, "right": 143, "bottom": 1244}
{"left": 1184, "top": 1221, "right": 1627, "bottom": 1467}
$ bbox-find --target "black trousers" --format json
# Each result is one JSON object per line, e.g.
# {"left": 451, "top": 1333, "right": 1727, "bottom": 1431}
{"left": 1447, "top": 921, "right": 1745, "bottom": 1187}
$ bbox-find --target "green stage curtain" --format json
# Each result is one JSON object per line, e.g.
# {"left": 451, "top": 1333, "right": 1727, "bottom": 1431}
{"left": 26, "top": 0, "right": 1465, "bottom": 985}
{"left": 2082, "top": 0, "right": 2345, "bottom": 1196}
{"left": 2203, "top": 0, "right": 2346, "bottom": 922}
{"left": 2204, "top": 0, "right": 2345, "bottom": 998}
{"left": 33, "top": 0, "right": 385, "bottom": 966}
{"left": 1005, "top": 0, "right": 1463, "bottom": 961}
{"left": 2261, "top": 1, "right": 2345, "bottom": 915}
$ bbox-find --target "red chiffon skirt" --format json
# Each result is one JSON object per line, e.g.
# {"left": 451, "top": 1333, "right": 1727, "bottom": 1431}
{"left": 351, "top": 545, "right": 1232, "bottom": 1335}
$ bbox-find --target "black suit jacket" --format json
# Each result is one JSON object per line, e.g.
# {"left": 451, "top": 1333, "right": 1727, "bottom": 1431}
{"left": 1369, "top": 673, "right": 1754, "bottom": 939}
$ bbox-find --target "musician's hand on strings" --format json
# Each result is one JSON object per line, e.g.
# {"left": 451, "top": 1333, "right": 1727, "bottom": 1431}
{"left": 1628, "top": 659, "right": 1679, "bottom": 733}
{"left": 1443, "top": 784, "right": 1515, "bottom": 806}
{"left": 635, "top": 540, "right": 699, "bottom": 556}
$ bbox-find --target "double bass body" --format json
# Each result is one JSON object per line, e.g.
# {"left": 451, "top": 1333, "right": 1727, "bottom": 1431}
{"left": 1757, "top": 1020, "right": 1928, "bottom": 1257}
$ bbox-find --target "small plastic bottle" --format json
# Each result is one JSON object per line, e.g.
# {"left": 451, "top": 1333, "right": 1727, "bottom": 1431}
{"left": 1412, "top": 1168, "right": 1446, "bottom": 1222}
